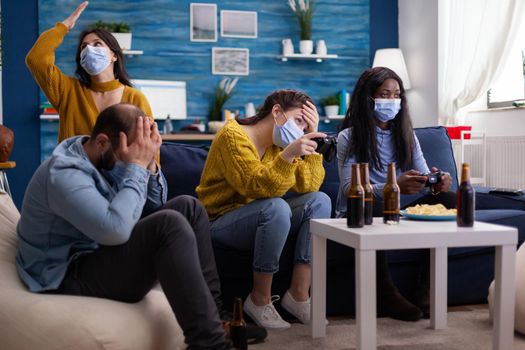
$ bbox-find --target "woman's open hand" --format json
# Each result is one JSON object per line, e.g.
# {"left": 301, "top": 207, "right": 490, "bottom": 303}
{"left": 302, "top": 101, "right": 320, "bottom": 133}
{"left": 62, "top": 1, "right": 88, "bottom": 30}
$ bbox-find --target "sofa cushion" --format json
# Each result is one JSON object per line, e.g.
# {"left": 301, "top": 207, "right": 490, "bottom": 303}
{"left": 161, "top": 142, "right": 210, "bottom": 199}
{"left": 475, "top": 186, "right": 525, "bottom": 211}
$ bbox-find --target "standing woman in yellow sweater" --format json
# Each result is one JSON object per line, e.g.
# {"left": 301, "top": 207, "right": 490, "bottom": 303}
{"left": 197, "top": 90, "right": 331, "bottom": 330}
{"left": 26, "top": 1, "right": 152, "bottom": 142}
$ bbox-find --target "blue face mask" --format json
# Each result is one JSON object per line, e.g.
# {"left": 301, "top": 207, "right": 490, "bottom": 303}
{"left": 272, "top": 113, "right": 304, "bottom": 148}
{"left": 80, "top": 45, "right": 111, "bottom": 76}
{"left": 373, "top": 98, "right": 402, "bottom": 122}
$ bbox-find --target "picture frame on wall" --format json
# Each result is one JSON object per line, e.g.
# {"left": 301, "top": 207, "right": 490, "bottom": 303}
{"left": 190, "top": 3, "right": 217, "bottom": 42}
{"left": 220, "top": 10, "right": 258, "bottom": 38}
{"left": 212, "top": 47, "right": 250, "bottom": 76}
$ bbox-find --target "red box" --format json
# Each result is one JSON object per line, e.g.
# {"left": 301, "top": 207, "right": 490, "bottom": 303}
{"left": 445, "top": 126, "right": 472, "bottom": 140}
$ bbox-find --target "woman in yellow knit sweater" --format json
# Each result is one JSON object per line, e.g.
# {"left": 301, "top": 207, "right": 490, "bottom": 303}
{"left": 197, "top": 90, "right": 331, "bottom": 330}
{"left": 26, "top": 1, "right": 152, "bottom": 142}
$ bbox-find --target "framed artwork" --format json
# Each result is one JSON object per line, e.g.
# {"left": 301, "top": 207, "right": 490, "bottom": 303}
{"left": 212, "top": 47, "right": 250, "bottom": 76}
{"left": 220, "top": 10, "right": 258, "bottom": 38}
{"left": 190, "top": 3, "right": 217, "bottom": 42}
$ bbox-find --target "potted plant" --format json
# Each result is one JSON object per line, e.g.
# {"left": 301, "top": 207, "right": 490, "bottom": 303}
{"left": 208, "top": 77, "right": 238, "bottom": 133}
{"left": 321, "top": 95, "right": 340, "bottom": 118}
{"left": 288, "top": 0, "right": 315, "bottom": 55}
{"left": 90, "top": 20, "right": 132, "bottom": 50}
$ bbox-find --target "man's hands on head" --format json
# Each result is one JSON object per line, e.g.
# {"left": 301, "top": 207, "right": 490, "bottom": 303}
{"left": 116, "top": 116, "right": 162, "bottom": 169}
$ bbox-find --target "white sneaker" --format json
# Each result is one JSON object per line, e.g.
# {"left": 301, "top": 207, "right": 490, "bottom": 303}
{"left": 281, "top": 290, "right": 311, "bottom": 324}
{"left": 243, "top": 294, "right": 291, "bottom": 330}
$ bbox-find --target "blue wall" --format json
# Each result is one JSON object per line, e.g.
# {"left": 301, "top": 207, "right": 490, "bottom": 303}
{"left": 2, "top": 0, "right": 398, "bottom": 208}
{"left": 1, "top": 0, "right": 41, "bottom": 208}
{"left": 39, "top": 0, "right": 370, "bottom": 117}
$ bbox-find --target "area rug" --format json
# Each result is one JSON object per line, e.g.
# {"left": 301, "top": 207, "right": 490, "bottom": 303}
{"left": 251, "top": 305, "right": 525, "bottom": 349}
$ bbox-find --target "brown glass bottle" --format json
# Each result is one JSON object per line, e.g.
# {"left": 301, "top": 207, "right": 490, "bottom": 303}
{"left": 383, "top": 162, "right": 400, "bottom": 224}
{"left": 347, "top": 163, "right": 364, "bottom": 228}
{"left": 230, "top": 297, "right": 247, "bottom": 349}
{"left": 360, "top": 163, "right": 374, "bottom": 225}
{"left": 457, "top": 163, "right": 475, "bottom": 227}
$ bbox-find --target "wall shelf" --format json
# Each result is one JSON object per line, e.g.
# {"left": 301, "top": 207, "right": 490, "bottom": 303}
{"left": 123, "top": 50, "right": 144, "bottom": 57}
{"left": 277, "top": 53, "right": 338, "bottom": 63}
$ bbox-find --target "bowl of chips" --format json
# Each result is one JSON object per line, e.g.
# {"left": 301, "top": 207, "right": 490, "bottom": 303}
{"left": 400, "top": 204, "right": 457, "bottom": 221}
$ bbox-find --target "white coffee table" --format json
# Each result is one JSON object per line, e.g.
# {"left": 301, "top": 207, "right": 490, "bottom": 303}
{"left": 310, "top": 218, "right": 517, "bottom": 350}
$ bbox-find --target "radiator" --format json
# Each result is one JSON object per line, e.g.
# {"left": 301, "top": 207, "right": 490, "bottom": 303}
{"left": 452, "top": 136, "right": 525, "bottom": 189}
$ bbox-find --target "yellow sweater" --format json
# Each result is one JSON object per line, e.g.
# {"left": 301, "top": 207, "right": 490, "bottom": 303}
{"left": 196, "top": 120, "right": 325, "bottom": 220}
{"left": 26, "top": 22, "right": 152, "bottom": 142}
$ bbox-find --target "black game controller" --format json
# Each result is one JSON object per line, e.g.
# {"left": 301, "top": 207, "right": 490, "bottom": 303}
{"left": 311, "top": 136, "right": 337, "bottom": 162}
{"left": 421, "top": 170, "right": 444, "bottom": 187}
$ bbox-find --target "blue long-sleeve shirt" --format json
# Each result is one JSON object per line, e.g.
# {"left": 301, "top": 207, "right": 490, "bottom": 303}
{"left": 16, "top": 136, "right": 167, "bottom": 292}
{"left": 335, "top": 126, "right": 430, "bottom": 217}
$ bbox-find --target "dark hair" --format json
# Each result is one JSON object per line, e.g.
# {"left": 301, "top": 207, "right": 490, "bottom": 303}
{"left": 237, "top": 89, "right": 314, "bottom": 125}
{"left": 340, "top": 67, "right": 415, "bottom": 171}
{"left": 75, "top": 28, "right": 132, "bottom": 88}
{"left": 91, "top": 103, "right": 144, "bottom": 149}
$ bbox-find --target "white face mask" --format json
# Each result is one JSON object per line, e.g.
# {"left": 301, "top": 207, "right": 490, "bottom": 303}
{"left": 373, "top": 98, "right": 402, "bottom": 122}
{"left": 80, "top": 45, "right": 111, "bottom": 76}
{"left": 272, "top": 111, "right": 304, "bottom": 148}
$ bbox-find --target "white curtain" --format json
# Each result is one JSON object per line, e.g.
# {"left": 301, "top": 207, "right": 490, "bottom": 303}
{"left": 439, "top": 0, "right": 525, "bottom": 125}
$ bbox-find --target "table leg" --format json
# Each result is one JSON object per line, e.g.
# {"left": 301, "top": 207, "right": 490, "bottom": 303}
{"left": 493, "top": 244, "right": 516, "bottom": 350}
{"left": 356, "top": 249, "right": 376, "bottom": 350}
{"left": 311, "top": 233, "right": 327, "bottom": 338}
{"left": 430, "top": 247, "right": 447, "bottom": 329}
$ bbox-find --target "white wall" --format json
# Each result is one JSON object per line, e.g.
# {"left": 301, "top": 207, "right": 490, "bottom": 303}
{"left": 398, "top": 0, "right": 439, "bottom": 128}
{"left": 465, "top": 108, "right": 525, "bottom": 136}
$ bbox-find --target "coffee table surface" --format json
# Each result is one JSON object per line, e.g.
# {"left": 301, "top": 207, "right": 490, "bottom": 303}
{"left": 311, "top": 217, "right": 517, "bottom": 250}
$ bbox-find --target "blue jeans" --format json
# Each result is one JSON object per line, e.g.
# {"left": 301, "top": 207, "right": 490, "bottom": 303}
{"left": 210, "top": 192, "right": 331, "bottom": 274}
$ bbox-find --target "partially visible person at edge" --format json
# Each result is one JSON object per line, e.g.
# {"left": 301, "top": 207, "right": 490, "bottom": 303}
{"left": 336, "top": 67, "right": 454, "bottom": 321}
{"left": 25, "top": 1, "right": 152, "bottom": 142}
{"left": 196, "top": 89, "right": 332, "bottom": 330}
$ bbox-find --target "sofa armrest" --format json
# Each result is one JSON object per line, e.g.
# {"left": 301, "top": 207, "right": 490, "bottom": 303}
{"left": 475, "top": 186, "right": 525, "bottom": 210}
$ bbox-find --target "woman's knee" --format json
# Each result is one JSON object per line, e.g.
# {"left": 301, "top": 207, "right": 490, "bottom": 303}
{"left": 259, "top": 197, "right": 292, "bottom": 223}
{"left": 302, "top": 191, "right": 332, "bottom": 218}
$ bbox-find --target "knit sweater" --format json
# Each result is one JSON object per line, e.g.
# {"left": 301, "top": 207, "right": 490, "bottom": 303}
{"left": 26, "top": 22, "right": 152, "bottom": 142}
{"left": 196, "top": 120, "right": 325, "bottom": 220}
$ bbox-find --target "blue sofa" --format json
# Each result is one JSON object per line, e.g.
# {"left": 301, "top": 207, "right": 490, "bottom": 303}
{"left": 160, "top": 126, "right": 525, "bottom": 315}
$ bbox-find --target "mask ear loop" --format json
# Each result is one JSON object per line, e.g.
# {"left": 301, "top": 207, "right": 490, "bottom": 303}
{"left": 274, "top": 105, "right": 288, "bottom": 126}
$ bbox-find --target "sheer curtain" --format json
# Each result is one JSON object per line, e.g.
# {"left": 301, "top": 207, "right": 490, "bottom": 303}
{"left": 438, "top": 0, "right": 525, "bottom": 125}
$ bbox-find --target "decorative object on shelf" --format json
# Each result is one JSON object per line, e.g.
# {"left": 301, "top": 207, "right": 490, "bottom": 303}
{"left": 288, "top": 0, "right": 315, "bottom": 55}
{"left": 190, "top": 3, "right": 218, "bottom": 42}
{"left": 339, "top": 88, "right": 349, "bottom": 115}
{"left": 320, "top": 95, "right": 340, "bottom": 118}
{"left": 372, "top": 48, "right": 412, "bottom": 89}
{"left": 209, "top": 77, "right": 238, "bottom": 127}
{"left": 315, "top": 40, "right": 327, "bottom": 56}
{"left": 220, "top": 10, "right": 257, "bottom": 38}
{"left": 282, "top": 38, "right": 294, "bottom": 56}
{"left": 0, "top": 125, "right": 14, "bottom": 162}
{"left": 90, "top": 20, "right": 132, "bottom": 50}
{"left": 212, "top": 48, "right": 250, "bottom": 76}
{"left": 208, "top": 121, "right": 226, "bottom": 134}
{"left": 245, "top": 102, "right": 256, "bottom": 118}
{"left": 163, "top": 115, "right": 174, "bottom": 134}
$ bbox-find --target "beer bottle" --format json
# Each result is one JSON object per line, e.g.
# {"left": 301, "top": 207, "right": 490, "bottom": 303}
{"left": 383, "top": 162, "right": 400, "bottom": 224}
{"left": 457, "top": 163, "right": 475, "bottom": 227}
{"left": 230, "top": 297, "right": 247, "bottom": 350}
{"left": 360, "top": 163, "right": 374, "bottom": 225}
{"left": 347, "top": 163, "right": 364, "bottom": 228}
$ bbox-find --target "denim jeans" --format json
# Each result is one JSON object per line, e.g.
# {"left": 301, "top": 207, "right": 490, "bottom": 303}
{"left": 210, "top": 192, "right": 331, "bottom": 274}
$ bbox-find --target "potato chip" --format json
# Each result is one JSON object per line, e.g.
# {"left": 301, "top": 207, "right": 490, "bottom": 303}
{"left": 405, "top": 204, "right": 457, "bottom": 216}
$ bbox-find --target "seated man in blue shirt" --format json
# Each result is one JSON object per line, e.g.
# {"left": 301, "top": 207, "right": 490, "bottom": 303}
{"left": 16, "top": 103, "right": 233, "bottom": 349}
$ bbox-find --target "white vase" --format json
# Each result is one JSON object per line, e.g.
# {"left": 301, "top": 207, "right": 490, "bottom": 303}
{"left": 316, "top": 40, "right": 327, "bottom": 56}
{"left": 282, "top": 38, "right": 294, "bottom": 56}
{"left": 299, "top": 40, "right": 313, "bottom": 55}
{"left": 207, "top": 121, "right": 226, "bottom": 134}
{"left": 111, "top": 32, "right": 132, "bottom": 50}
{"left": 324, "top": 105, "right": 340, "bottom": 118}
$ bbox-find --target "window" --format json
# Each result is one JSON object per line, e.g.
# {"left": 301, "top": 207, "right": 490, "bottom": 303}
{"left": 487, "top": 34, "right": 525, "bottom": 108}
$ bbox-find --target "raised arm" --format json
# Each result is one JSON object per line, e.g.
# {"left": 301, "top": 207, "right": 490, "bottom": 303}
{"left": 25, "top": 2, "right": 89, "bottom": 109}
